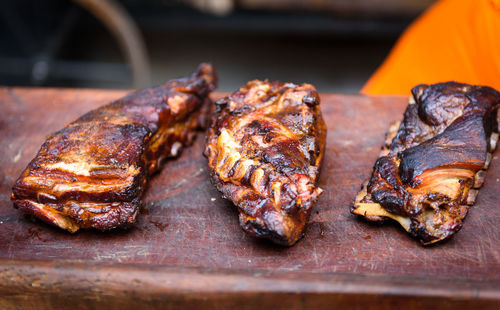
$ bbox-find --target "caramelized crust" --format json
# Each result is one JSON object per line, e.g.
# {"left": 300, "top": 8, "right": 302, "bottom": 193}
{"left": 352, "top": 82, "right": 500, "bottom": 244}
{"left": 11, "top": 63, "right": 217, "bottom": 232}
{"left": 204, "top": 80, "right": 326, "bottom": 246}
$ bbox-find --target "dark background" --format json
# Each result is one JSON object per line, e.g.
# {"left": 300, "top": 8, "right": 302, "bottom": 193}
{"left": 0, "top": 0, "right": 435, "bottom": 93}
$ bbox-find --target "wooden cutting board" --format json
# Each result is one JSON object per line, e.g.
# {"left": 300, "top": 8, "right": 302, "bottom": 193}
{"left": 0, "top": 87, "right": 499, "bottom": 309}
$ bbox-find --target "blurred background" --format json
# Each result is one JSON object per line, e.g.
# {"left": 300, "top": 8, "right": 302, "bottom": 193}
{"left": 0, "top": 0, "right": 435, "bottom": 93}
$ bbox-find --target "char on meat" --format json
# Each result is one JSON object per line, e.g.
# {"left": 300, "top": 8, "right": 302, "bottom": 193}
{"left": 204, "top": 80, "right": 326, "bottom": 246}
{"left": 352, "top": 82, "right": 500, "bottom": 244}
{"left": 11, "top": 63, "right": 217, "bottom": 232}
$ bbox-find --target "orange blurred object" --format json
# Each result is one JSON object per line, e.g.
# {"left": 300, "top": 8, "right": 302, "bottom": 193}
{"left": 361, "top": 0, "right": 500, "bottom": 95}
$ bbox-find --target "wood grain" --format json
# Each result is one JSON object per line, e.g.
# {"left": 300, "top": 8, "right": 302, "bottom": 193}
{"left": 0, "top": 87, "right": 499, "bottom": 309}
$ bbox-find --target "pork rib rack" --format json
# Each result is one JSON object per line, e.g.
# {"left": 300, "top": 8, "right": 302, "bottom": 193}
{"left": 205, "top": 80, "right": 326, "bottom": 246}
{"left": 11, "top": 63, "right": 217, "bottom": 232}
{"left": 352, "top": 82, "right": 500, "bottom": 244}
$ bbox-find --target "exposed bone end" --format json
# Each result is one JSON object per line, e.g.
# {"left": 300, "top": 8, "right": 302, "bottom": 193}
{"left": 408, "top": 96, "right": 416, "bottom": 105}
{"left": 466, "top": 189, "right": 478, "bottom": 205}
{"left": 389, "top": 121, "right": 401, "bottom": 132}
{"left": 385, "top": 121, "right": 401, "bottom": 144}
{"left": 170, "top": 142, "right": 183, "bottom": 157}
{"left": 352, "top": 202, "right": 411, "bottom": 231}
{"left": 473, "top": 170, "right": 486, "bottom": 188}
{"left": 490, "top": 132, "right": 499, "bottom": 152}
{"left": 379, "top": 149, "right": 390, "bottom": 157}
{"left": 484, "top": 153, "right": 492, "bottom": 169}
{"left": 354, "top": 182, "right": 369, "bottom": 203}
{"left": 351, "top": 203, "right": 385, "bottom": 222}
{"left": 415, "top": 86, "right": 426, "bottom": 99}
{"left": 380, "top": 121, "right": 401, "bottom": 156}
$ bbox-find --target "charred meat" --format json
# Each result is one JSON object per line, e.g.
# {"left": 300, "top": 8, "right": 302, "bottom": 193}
{"left": 11, "top": 63, "right": 217, "bottom": 232}
{"left": 205, "top": 80, "right": 326, "bottom": 246}
{"left": 352, "top": 82, "right": 500, "bottom": 244}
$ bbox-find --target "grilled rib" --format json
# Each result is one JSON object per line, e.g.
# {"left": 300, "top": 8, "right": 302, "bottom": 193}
{"left": 204, "top": 80, "right": 326, "bottom": 246}
{"left": 352, "top": 82, "right": 500, "bottom": 244}
{"left": 11, "top": 63, "right": 217, "bottom": 232}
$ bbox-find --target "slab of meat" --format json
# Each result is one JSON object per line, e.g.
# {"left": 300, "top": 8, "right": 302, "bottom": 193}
{"left": 204, "top": 80, "right": 326, "bottom": 246}
{"left": 352, "top": 82, "right": 500, "bottom": 244}
{"left": 11, "top": 63, "right": 217, "bottom": 232}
